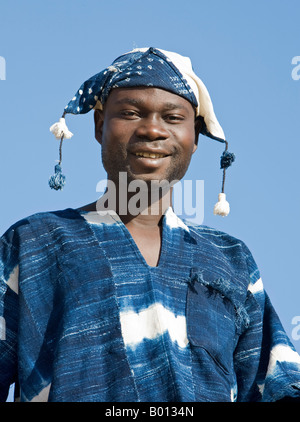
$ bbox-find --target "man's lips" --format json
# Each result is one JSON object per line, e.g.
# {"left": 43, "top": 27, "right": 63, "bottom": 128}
{"left": 134, "top": 151, "right": 168, "bottom": 159}
{"left": 129, "top": 148, "right": 171, "bottom": 159}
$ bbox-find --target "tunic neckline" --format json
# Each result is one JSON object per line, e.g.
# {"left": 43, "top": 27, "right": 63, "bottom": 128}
{"left": 76, "top": 207, "right": 173, "bottom": 270}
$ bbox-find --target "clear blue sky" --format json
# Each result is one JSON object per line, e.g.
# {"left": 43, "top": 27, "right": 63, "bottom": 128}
{"left": 1, "top": 0, "right": 299, "bottom": 357}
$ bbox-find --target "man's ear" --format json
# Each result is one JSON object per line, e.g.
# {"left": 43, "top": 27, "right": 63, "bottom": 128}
{"left": 194, "top": 115, "right": 204, "bottom": 146}
{"left": 94, "top": 109, "right": 104, "bottom": 145}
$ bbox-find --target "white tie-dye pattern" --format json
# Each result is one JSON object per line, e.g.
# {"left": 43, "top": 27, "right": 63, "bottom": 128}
{"left": 0, "top": 316, "right": 6, "bottom": 340}
{"left": 5, "top": 265, "right": 19, "bottom": 294}
{"left": 248, "top": 277, "right": 263, "bottom": 295}
{"left": 268, "top": 344, "right": 300, "bottom": 374}
{"left": 165, "top": 208, "right": 189, "bottom": 232}
{"left": 29, "top": 383, "right": 51, "bottom": 402}
{"left": 82, "top": 210, "right": 119, "bottom": 225}
{"left": 258, "top": 344, "right": 300, "bottom": 396}
{"left": 257, "top": 382, "right": 265, "bottom": 395}
{"left": 120, "top": 302, "right": 188, "bottom": 348}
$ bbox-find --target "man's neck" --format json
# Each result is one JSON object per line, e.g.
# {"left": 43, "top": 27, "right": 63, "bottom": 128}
{"left": 80, "top": 183, "right": 173, "bottom": 228}
{"left": 78, "top": 184, "right": 173, "bottom": 267}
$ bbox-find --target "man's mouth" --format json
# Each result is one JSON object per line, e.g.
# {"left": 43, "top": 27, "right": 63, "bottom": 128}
{"left": 134, "top": 152, "right": 168, "bottom": 159}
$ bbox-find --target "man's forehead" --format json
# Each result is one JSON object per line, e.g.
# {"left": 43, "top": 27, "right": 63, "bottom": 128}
{"left": 105, "top": 87, "right": 195, "bottom": 112}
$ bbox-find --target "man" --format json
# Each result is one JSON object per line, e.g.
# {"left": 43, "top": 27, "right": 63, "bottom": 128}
{"left": 1, "top": 47, "right": 300, "bottom": 402}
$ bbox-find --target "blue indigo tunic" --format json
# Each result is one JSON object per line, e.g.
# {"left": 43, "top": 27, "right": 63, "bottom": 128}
{"left": 0, "top": 207, "right": 300, "bottom": 402}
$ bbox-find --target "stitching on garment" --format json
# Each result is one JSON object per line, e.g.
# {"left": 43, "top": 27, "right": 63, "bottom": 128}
{"left": 190, "top": 269, "right": 250, "bottom": 335}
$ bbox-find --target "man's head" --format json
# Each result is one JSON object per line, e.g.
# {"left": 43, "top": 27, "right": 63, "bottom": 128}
{"left": 65, "top": 46, "right": 222, "bottom": 186}
{"left": 94, "top": 86, "right": 203, "bottom": 185}
{"left": 49, "top": 47, "right": 233, "bottom": 217}
{"left": 61, "top": 47, "right": 225, "bottom": 142}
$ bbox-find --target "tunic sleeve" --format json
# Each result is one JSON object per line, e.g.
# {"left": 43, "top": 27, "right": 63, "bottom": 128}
{"left": 234, "top": 244, "right": 300, "bottom": 402}
{"left": 0, "top": 228, "right": 19, "bottom": 402}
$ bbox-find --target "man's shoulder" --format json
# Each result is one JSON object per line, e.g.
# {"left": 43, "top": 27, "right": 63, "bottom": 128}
{"left": 182, "top": 217, "right": 260, "bottom": 280}
{"left": 1, "top": 208, "right": 81, "bottom": 240}
{"left": 182, "top": 218, "right": 259, "bottom": 294}
{"left": 183, "top": 218, "right": 246, "bottom": 250}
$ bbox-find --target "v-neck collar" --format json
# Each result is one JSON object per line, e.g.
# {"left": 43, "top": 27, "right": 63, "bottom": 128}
{"left": 77, "top": 207, "right": 190, "bottom": 270}
{"left": 116, "top": 212, "right": 167, "bottom": 269}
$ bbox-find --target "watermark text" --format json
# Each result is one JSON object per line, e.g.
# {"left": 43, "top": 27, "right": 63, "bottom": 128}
{"left": 96, "top": 173, "right": 204, "bottom": 224}
{"left": 291, "top": 316, "right": 300, "bottom": 341}
{"left": 0, "top": 56, "right": 6, "bottom": 80}
{"left": 291, "top": 56, "right": 300, "bottom": 81}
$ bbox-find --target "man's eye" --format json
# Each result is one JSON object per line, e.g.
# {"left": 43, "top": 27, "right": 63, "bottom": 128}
{"left": 120, "top": 110, "right": 139, "bottom": 118}
{"left": 165, "top": 114, "right": 184, "bottom": 122}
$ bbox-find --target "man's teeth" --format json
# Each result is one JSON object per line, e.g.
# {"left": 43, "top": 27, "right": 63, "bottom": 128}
{"left": 135, "top": 152, "right": 166, "bottom": 158}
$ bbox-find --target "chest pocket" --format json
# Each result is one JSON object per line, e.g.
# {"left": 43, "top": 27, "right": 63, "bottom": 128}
{"left": 186, "top": 271, "right": 241, "bottom": 375}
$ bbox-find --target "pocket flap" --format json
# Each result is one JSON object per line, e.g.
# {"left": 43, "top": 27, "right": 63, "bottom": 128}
{"left": 187, "top": 274, "right": 238, "bottom": 374}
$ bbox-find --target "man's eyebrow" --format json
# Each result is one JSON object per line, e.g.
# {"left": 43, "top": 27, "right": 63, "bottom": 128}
{"left": 114, "top": 98, "right": 142, "bottom": 106}
{"left": 163, "top": 102, "right": 189, "bottom": 111}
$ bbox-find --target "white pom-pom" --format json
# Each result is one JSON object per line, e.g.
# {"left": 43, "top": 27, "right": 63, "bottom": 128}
{"left": 213, "top": 193, "right": 230, "bottom": 216}
{"left": 50, "top": 117, "right": 73, "bottom": 140}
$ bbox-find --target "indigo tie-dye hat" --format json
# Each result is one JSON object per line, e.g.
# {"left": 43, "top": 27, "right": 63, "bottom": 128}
{"left": 49, "top": 47, "right": 235, "bottom": 216}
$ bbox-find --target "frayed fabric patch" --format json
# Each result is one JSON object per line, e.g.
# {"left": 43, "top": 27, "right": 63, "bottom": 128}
{"left": 189, "top": 268, "right": 250, "bottom": 334}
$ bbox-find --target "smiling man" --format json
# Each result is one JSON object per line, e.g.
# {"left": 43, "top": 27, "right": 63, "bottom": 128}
{"left": 1, "top": 47, "right": 300, "bottom": 402}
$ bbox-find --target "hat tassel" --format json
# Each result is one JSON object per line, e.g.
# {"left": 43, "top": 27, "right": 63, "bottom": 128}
{"left": 214, "top": 192, "right": 230, "bottom": 217}
{"left": 48, "top": 112, "right": 73, "bottom": 190}
{"left": 49, "top": 112, "right": 73, "bottom": 140}
{"left": 48, "top": 135, "right": 66, "bottom": 190}
{"left": 213, "top": 142, "right": 235, "bottom": 217}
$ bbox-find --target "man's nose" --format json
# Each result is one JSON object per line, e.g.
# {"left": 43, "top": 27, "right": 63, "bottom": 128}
{"left": 135, "top": 116, "right": 169, "bottom": 141}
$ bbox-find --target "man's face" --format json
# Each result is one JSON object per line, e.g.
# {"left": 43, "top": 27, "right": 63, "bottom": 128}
{"left": 95, "top": 87, "right": 199, "bottom": 186}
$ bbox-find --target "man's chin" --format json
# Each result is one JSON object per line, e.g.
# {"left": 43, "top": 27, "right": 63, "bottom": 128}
{"left": 106, "top": 167, "right": 185, "bottom": 188}
{"left": 127, "top": 174, "right": 180, "bottom": 189}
